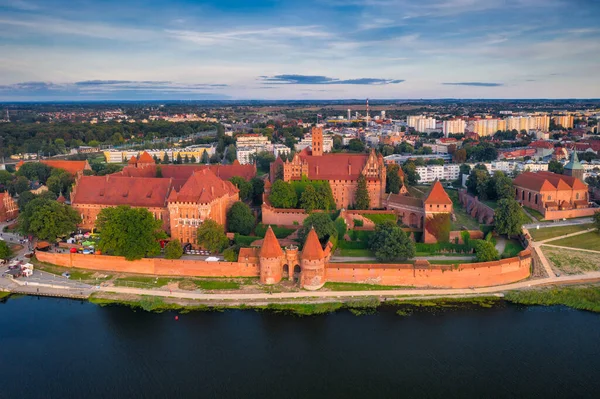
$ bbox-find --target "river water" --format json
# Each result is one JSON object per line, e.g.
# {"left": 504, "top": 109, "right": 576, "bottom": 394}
{"left": 1, "top": 296, "right": 599, "bottom": 399}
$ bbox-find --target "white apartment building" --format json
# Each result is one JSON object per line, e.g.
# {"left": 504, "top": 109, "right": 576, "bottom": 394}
{"left": 415, "top": 164, "right": 460, "bottom": 183}
{"left": 236, "top": 143, "right": 292, "bottom": 165}
{"left": 267, "top": 144, "right": 291, "bottom": 159}
{"left": 505, "top": 115, "right": 550, "bottom": 132}
{"left": 443, "top": 119, "right": 466, "bottom": 136}
{"left": 236, "top": 134, "right": 270, "bottom": 147}
{"left": 103, "top": 145, "right": 215, "bottom": 163}
{"left": 295, "top": 134, "right": 333, "bottom": 152}
{"left": 472, "top": 119, "right": 506, "bottom": 137}
{"left": 407, "top": 116, "right": 436, "bottom": 132}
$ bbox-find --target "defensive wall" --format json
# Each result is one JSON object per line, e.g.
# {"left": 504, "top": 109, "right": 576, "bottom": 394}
{"left": 543, "top": 207, "right": 597, "bottom": 220}
{"left": 448, "top": 230, "right": 485, "bottom": 244}
{"left": 261, "top": 203, "right": 308, "bottom": 227}
{"left": 36, "top": 248, "right": 532, "bottom": 289}
{"left": 458, "top": 189, "right": 495, "bottom": 224}
{"left": 36, "top": 252, "right": 260, "bottom": 277}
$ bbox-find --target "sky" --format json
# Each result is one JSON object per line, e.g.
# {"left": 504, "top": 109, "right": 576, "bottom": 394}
{"left": 0, "top": 0, "right": 599, "bottom": 100}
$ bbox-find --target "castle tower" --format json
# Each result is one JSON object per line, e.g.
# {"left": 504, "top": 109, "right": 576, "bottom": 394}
{"left": 422, "top": 180, "right": 453, "bottom": 244}
{"left": 564, "top": 151, "right": 584, "bottom": 182}
{"left": 259, "top": 226, "right": 284, "bottom": 285}
{"left": 137, "top": 151, "right": 156, "bottom": 168}
{"left": 300, "top": 227, "right": 326, "bottom": 290}
{"left": 311, "top": 127, "right": 323, "bottom": 156}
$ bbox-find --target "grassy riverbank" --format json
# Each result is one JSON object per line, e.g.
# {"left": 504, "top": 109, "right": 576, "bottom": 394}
{"left": 504, "top": 286, "right": 600, "bottom": 313}
{"left": 0, "top": 291, "right": 10, "bottom": 299}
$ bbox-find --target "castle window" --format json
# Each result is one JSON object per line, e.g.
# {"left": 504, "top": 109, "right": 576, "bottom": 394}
{"left": 576, "top": 193, "right": 580, "bottom": 200}
{"left": 548, "top": 195, "right": 552, "bottom": 201}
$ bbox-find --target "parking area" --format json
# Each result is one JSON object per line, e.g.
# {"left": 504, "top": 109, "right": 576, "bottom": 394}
{"left": 2, "top": 265, "right": 92, "bottom": 290}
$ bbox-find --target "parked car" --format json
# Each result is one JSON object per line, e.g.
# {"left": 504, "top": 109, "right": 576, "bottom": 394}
{"left": 62, "top": 272, "right": 71, "bottom": 279}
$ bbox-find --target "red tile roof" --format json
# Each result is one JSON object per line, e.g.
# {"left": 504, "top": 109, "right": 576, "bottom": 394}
{"left": 118, "top": 163, "right": 256, "bottom": 186}
{"left": 71, "top": 176, "right": 173, "bottom": 207}
{"left": 529, "top": 141, "right": 554, "bottom": 149}
{"left": 302, "top": 228, "right": 325, "bottom": 261}
{"left": 297, "top": 153, "right": 370, "bottom": 180}
{"left": 259, "top": 226, "right": 284, "bottom": 258}
{"left": 168, "top": 169, "right": 238, "bottom": 204}
{"left": 423, "top": 181, "right": 452, "bottom": 205}
{"left": 128, "top": 156, "right": 138, "bottom": 165}
{"left": 137, "top": 151, "right": 155, "bottom": 164}
{"left": 536, "top": 171, "right": 588, "bottom": 190}
{"left": 40, "top": 160, "right": 90, "bottom": 175}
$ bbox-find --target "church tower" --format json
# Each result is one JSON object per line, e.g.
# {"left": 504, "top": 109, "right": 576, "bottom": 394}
{"left": 311, "top": 127, "right": 323, "bottom": 156}
{"left": 564, "top": 151, "right": 584, "bottom": 181}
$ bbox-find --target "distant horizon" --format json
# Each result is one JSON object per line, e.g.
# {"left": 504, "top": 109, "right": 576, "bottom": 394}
{"left": 1, "top": 0, "right": 599, "bottom": 100}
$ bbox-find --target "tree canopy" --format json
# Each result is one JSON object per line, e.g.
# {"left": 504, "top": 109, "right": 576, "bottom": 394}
{"left": 18, "top": 197, "right": 79, "bottom": 241}
{"left": 46, "top": 168, "right": 74, "bottom": 196}
{"left": 495, "top": 198, "right": 524, "bottom": 238}
{"left": 473, "top": 239, "right": 499, "bottom": 262}
{"left": 0, "top": 241, "right": 11, "bottom": 260}
{"left": 96, "top": 205, "right": 165, "bottom": 260}
{"left": 229, "top": 176, "right": 252, "bottom": 202}
{"left": 297, "top": 212, "right": 338, "bottom": 245}
{"left": 164, "top": 239, "right": 183, "bottom": 259}
{"left": 16, "top": 162, "right": 51, "bottom": 184}
{"left": 593, "top": 211, "right": 600, "bottom": 232}
{"left": 354, "top": 174, "right": 370, "bottom": 210}
{"left": 386, "top": 163, "right": 402, "bottom": 194}
{"left": 369, "top": 220, "right": 415, "bottom": 262}
{"left": 548, "top": 159, "right": 564, "bottom": 174}
{"left": 196, "top": 219, "right": 229, "bottom": 253}
{"left": 226, "top": 202, "right": 256, "bottom": 235}
{"left": 269, "top": 180, "right": 297, "bottom": 208}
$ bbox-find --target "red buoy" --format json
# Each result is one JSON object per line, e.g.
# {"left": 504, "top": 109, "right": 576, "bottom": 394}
{"left": 175, "top": 315, "right": 179, "bottom": 321}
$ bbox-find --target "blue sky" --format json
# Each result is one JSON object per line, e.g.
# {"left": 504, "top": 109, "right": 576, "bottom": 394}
{"left": 0, "top": 0, "right": 599, "bottom": 100}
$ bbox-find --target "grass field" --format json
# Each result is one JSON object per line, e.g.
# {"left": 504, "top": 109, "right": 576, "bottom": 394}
{"left": 501, "top": 240, "right": 525, "bottom": 258}
{"left": 548, "top": 231, "right": 600, "bottom": 250}
{"left": 542, "top": 248, "right": 600, "bottom": 275}
{"left": 524, "top": 206, "right": 545, "bottom": 221}
{"left": 323, "top": 282, "right": 410, "bottom": 291}
{"left": 33, "top": 262, "right": 112, "bottom": 283}
{"left": 505, "top": 286, "right": 600, "bottom": 313}
{"left": 528, "top": 223, "right": 594, "bottom": 241}
{"left": 113, "top": 276, "right": 177, "bottom": 288}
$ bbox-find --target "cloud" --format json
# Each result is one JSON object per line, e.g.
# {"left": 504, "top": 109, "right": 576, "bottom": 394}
{"left": 442, "top": 82, "right": 504, "bottom": 87}
{"left": 260, "top": 75, "right": 404, "bottom": 85}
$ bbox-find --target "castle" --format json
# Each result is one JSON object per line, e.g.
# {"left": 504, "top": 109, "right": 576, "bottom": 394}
{"left": 270, "top": 127, "right": 386, "bottom": 209}
{"left": 70, "top": 152, "right": 254, "bottom": 246}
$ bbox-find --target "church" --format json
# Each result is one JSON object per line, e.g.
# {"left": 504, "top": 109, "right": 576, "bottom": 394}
{"left": 270, "top": 127, "right": 386, "bottom": 209}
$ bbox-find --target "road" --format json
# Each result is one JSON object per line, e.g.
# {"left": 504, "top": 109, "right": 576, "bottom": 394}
{"left": 524, "top": 217, "right": 593, "bottom": 230}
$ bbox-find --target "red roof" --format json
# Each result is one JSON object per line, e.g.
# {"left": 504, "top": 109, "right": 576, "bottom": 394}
{"left": 302, "top": 228, "right": 324, "bottom": 261}
{"left": 118, "top": 163, "right": 256, "bottom": 186}
{"left": 128, "top": 156, "right": 138, "bottom": 165}
{"left": 168, "top": 169, "right": 238, "bottom": 204}
{"left": 536, "top": 171, "right": 587, "bottom": 190}
{"left": 259, "top": 226, "right": 283, "bottom": 258}
{"left": 71, "top": 176, "right": 173, "bottom": 207}
{"left": 296, "top": 153, "right": 371, "bottom": 180}
{"left": 423, "top": 181, "right": 452, "bottom": 205}
{"left": 513, "top": 171, "right": 587, "bottom": 192}
{"left": 40, "top": 160, "right": 90, "bottom": 175}
{"left": 137, "top": 151, "right": 155, "bottom": 164}
{"left": 529, "top": 141, "right": 555, "bottom": 149}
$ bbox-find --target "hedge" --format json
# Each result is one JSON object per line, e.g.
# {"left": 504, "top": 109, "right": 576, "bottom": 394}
{"left": 234, "top": 234, "right": 257, "bottom": 247}
{"left": 254, "top": 224, "right": 296, "bottom": 238}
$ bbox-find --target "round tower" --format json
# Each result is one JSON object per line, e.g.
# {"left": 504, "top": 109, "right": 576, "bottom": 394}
{"left": 258, "top": 226, "right": 284, "bottom": 285}
{"left": 300, "top": 227, "right": 326, "bottom": 290}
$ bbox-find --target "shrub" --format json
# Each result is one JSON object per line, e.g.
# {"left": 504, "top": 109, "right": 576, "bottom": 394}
{"left": 353, "top": 218, "right": 364, "bottom": 227}
{"left": 164, "top": 239, "right": 183, "bottom": 259}
{"left": 254, "top": 224, "right": 296, "bottom": 238}
{"left": 234, "top": 234, "right": 256, "bottom": 247}
{"left": 334, "top": 217, "right": 347, "bottom": 238}
{"left": 223, "top": 248, "right": 238, "bottom": 262}
{"left": 363, "top": 213, "right": 396, "bottom": 225}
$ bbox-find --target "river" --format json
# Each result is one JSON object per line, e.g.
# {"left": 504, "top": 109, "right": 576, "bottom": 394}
{"left": 1, "top": 296, "right": 599, "bottom": 398}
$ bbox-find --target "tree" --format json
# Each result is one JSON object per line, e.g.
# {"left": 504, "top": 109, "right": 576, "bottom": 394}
{"left": 402, "top": 162, "right": 420, "bottom": 186}
{"left": 297, "top": 212, "right": 338, "bottom": 244}
{"left": 196, "top": 219, "right": 229, "bottom": 253}
{"left": 254, "top": 151, "right": 276, "bottom": 171}
{"left": 225, "top": 144, "right": 237, "bottom": 163}
{"left": 354, "top": 173, "right": 370, "bottom": 210}
{"left": 348, "top": 139, "right": 365, "bottom": 152}
{"left": 0, "top": 170, "right": 12, "bottom": 186}
{"left": 0, "top": 241, "right": 11, "bottom": 260}
{"left": 164, "top": 239, "right": 183, "bottom": 259}
{"left": 492, "top": 171, "right": 513, "bottom": 200}
{"left": 17, "top": 191, "right": 36, "bottom": 210}
{"left": 17, "top": 162, "right": 51, "bottom": 184}
{"left": 453, "top": 148, "right": 467, "bottom": 163}
{"left": 548, "top": 159, "right": 564, "bottom": 174}
{"left": 190, "top": 155, "right": 197, "bottom": 163}
{"left": 250, "top": 177, "right": 265, "bottom": 205}
{"left": 269, "top": 180, "right": 297, "bottom": 208}
{"left": 163, "top": 153, "right": 170, "bottom": 164}
{"left": 315, "top": 182, "right": 336, "bottom": 211}
{"left": 229, "top": 176, "right": 252, "bottom": 202}
{"left": 176, "top": 153, "right": 183, "bottom": 164}
{"left": 13, "top": 176, "right": 30, "bottom": 195}
{"left": 183, "top": 154, "right": 190, "bottom": 164}
{"left": 46, "top": 168, "right": 74, "bottom": 196}
{"left": 209, "top": 153, "right": 221, "bottom": 164}
{"left": 466, "top": 168, "right": 490, "bottom": 199}
{"left": 18, "top": 198, "right": 79, "bottom": 241}
{"left": 201, "top": 151, "right": 209, "bottom": 164}
{"left": 300, "top": 185, "right": 320, "bottom": 212}
{"left": 96, "top": 206, "right": 164, "bottom": 261}
{"left": 593, "top": 211, "right": 600, "bottom": 232}
{"left": 495, "top": 198, "right": 523, "bottom": 238}
{"left": 386, "top": 163, "right": 402, "bottom": 194}
{"left": 473, "top": 240, "right": 499, "bottom": 262}
{"left": 369, "top": 220, "right": 415, "bottom": 262}
{"left": 226, "top": 202, "right": 256, "bottom": 235}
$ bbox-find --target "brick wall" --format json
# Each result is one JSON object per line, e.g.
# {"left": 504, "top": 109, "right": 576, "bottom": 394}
{"left": 36, "top": 252, "right": 260, "bottom": 277}
{"left": 543, "top": 207, "right": 598, "bottom": 220}
{"left": 449, "top": 230, "right": 485, "bottom": 244}
{"left": 261, "top": 203, "right": 309, "bottom": 226}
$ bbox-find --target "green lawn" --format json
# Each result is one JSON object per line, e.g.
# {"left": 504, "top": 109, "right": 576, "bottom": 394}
{"left": 193, "top": 279, "right": 241, "bottom": 290}
{"left": 524, "top": 206, "right": 545, "bottom": 221}
{"left": 501, "top": 240, "right": 525, "bottom": 258}
{"left": 324, "top": 282, "right": 410, "bottom": 291}
{"left": 528, "top": 223, "right": 594, "bottom": 241}
{"left": 363, "top": 213, "right": 397, "bottom": 225}
{"left": 337, "top": 248, "right": 375, "bottom": 257}
{"left": 113, "top": 276, "right": 177, "bottom": 288}
{"left": 543, "top": 248, "right": 600, "bottom": 275}
{"left": 407, "top": 186, "right": 426, "bottom": 199}
{"left": 33, "top": 261, "right": 112, "bottom": 283}
{"left": 549, "top": 231, "right": 600, "bottom": 250}
{"left": 446, "top": 190, "right": 482, "bottom": 230}
{"left": 505, "top": 286, "right": 600, "bottom": 313}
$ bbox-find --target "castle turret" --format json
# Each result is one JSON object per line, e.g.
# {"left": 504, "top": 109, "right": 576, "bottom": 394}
{"left": 259, "top": 226, "right": 284, "bottom": 285}
{"left": 300, "top": 227, "right": 326, "bottom": 290}
{"left": 311, "top": 127, "right": 323, "bottom": 156}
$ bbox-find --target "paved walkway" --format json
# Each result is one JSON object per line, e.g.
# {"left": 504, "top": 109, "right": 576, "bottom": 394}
{"left": 541, "top": 244, "right": 600, "bottom": 254}
{"left": 524, "top": 217, "right": 593, "bottom": 230}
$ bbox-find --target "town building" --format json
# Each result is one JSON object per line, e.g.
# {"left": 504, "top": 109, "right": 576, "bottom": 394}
{"left": 443, "top": 119, "right": 466, "bottom": 136}
{"left": 272, "top": 127, "right": 386, "bottom": 209}
{"left": 415, "top": 164, "right": 460, "bottom": 183}
{"left": 513, "top": 171, "right": 594, "bottom": 219}
{"left": 103, "top": 145, "right": 215, "bottom": 164}
{"left": 563, "top": 151, "right": 584, "bottom": 181}
{"left": 553, "top": 115, "right": 574, "bottom": 129}
{"left": 407, "top": 116, "right": 436, "bottom": 132}
{"left": 0, "top": 192, "right": 18, "bottom": 222}
{"left": 295, "top": 133, "right": 333, "bottom": 153}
